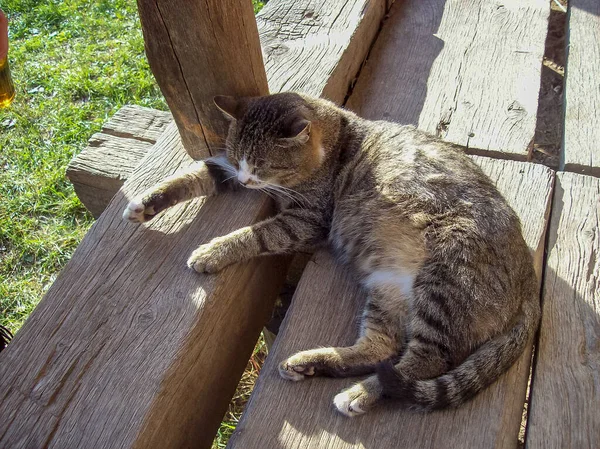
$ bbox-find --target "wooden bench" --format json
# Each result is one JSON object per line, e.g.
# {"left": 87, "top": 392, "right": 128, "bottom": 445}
{"left": 66, "top": 105, "right": 172, "bottom": 218}
{"left": 1, "top": 0, "right": 599, "bottom": 448}
{"left": 526, "top": 2, "right": 600, "bottom": 445}
{"left": 526, "top": 172, "right": 600, "bottom": 449}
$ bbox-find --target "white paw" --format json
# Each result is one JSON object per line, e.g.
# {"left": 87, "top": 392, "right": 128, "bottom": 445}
{"left": 123, "top": 199, "right": 153, "bottom": 223}
{"left": 333, "top": 390, "right": 366, "bottom": 418}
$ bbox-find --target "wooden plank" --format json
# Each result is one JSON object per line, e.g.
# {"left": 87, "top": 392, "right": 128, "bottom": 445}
{"left": 258, "top": 0, "right": 387, "bottom": 103}
{"left": 136, "top": 0, "right": 269, "bottom": 159}
{"left": 100, "top": 105, "right": 172, "bottom": 143}
{"left": 562, "top": 0, "right": 600, "bottom": 176}
{"left": 66, "top": 106, "right": 173, "bottom": 218}
{"left": 346, "top": 0, "right": 550, "bottom": 159}
{"left": 526, "top": 172, "right": 600, "bottom": 449}
{"left": 67, "top": 133, "right": 152, "bottom": 217}
{"left": 0, "top": 123, "right": 288, "bottom": 449}
{"left": 228, "top": 158, "right": 554, "bottom": 449}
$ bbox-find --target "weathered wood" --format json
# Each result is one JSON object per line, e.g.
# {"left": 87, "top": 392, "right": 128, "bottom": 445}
{"left": 66, "top": 105, "right": 172, "bottom": 218}
{"left": 562, "top": 0, "right": 600, "bottom": 176}
{"left": 347, "top": 0, "right": 550, "bottom": 159}
{"left": 0, "top": 123, "right": 289, "bottom": 449}
{"left": 526, "top": 172, "right": 600, "bottom": 449}
{"left": 136, "top": 0, "right": 269, "bottom": 159}
{"left": 99, "top": 104, "right": 172, "bottom": 143}
{"left": 258, "top": 0, "right": 387, "bottom": 103}
{"left": 262, "top": 329, "right": 278, "bottom": 350}
{"left": 228, "top": 158, "right": 554, "bottom": 449}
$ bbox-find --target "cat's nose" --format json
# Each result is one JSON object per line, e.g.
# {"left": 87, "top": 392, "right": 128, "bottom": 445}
{"left": 238, "top": 172, "right": 251, "bottom": 185}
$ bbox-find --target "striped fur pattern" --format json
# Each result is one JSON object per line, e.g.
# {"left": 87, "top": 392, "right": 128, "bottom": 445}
{"left": 124, "top": 93, "right": 540, "bottom": 416}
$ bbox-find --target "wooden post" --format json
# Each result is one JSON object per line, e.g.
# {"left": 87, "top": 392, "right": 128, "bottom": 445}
{"left": 137, "top": 0, "right": 269, "bottom": 159}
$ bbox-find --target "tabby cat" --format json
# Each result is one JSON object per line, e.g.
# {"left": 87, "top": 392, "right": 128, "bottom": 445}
{"left": 123, "top": 93, "right": 540, "bottom": 417}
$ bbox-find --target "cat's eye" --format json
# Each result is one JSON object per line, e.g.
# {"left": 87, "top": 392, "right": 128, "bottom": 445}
{"left": 270, "top": 165, "right": 289, "bottom": 170}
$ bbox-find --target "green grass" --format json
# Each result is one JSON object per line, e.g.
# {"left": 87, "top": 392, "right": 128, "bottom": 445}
{"left": 0, "top": 0, "right": 166, "bottom": 332}
{"left": 0, "top": 0, "right": 266, "bottom": 447}
{"left": 253, "top": 1, "right": 266, "bottom": 13}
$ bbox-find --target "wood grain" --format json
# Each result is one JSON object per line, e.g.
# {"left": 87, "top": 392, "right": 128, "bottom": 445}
{"left": 228, "top": 158, "right": 554, "bottom": 449}
{"left": 347, "top": 0, "right": 550, "bottom": 159}
{"left": 137, "top": 0, "right": 269, "bottom": 159}
{"left": 562, "top": 0, "right": 600, "bottom": 176}
{"left": 258, "top": 0, "right": 387, "bottom": 103}
{"left": 100, "top": 105, "right": 172, "bottom": 143}
{"left": 66, "top": 106, "right": 173, "bottom": 218}
{"left": 137, "top": 0, "right": 389, "bottom": 159}
{"left": 0, "top": 123, "right": 288, "bottom": 449}
{"left": 526, "top": 172, "right": 600, "bottom": 449}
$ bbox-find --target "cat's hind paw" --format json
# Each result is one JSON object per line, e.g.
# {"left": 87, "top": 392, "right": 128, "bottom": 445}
{"left": 333, "top": 380, "right": 381, "bottom": 417}
{"left": 333, "top": 389, "right": 368, "bottom": 417}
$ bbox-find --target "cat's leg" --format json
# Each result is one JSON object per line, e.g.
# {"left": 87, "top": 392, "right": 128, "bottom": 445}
{"left": 333, "top": 374, "right": 383, "bottom": 417}
{"left": 333, "top": 300, "right": 453, "bottom": 417}
{"left": 278, "top": 287, "right": 407, "bottom": 381}
{"left": 187, "top": 207, "right": 327, "bottom": 273}
{"left": 333, "top": 343, "right": 451, "bottom": 417}
{"left": 123, "top": 158, "right": 236, "bottom": 223}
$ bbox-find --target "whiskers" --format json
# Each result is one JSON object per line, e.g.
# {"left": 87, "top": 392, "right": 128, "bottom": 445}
{"left": 204, "top": 155, "right": 311, "bottom": 207}
{"left": 259, "top": 183, "right": 310, "bottom": 208}
{"left": 205, "top": 155, "right": 238, "bottom": 184}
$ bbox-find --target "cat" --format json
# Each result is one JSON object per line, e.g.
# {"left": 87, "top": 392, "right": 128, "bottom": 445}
{"left": 123, "top": 92, "right": 540, "bottom": 417}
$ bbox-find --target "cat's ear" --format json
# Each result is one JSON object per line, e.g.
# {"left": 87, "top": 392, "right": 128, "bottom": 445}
{"left": 214, "top": 95, "right": 246, "bottom": 121}
{"left": 280, "top": 119, "right": 311, "bottom": 146}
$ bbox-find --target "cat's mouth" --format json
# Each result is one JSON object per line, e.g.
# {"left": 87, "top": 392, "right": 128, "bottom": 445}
{"left": 240, "top": 180, "right": 265, "bottom": 189}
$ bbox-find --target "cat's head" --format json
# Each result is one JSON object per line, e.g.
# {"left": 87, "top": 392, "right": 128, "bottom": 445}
{"left": 213, "top": 93, "right": 325, "bottom": 189}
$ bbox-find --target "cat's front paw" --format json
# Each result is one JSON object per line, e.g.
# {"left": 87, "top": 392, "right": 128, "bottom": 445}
{"left": 333, "top": 379, "right": 382, "bottom": 417}
{"left": 187, "top": 242, "right": 233, "bottom": 274}
{"left": 123, "top": 191, "right": 174, "bottom": 223}
{"left": 278, "top": 354, "right": 318, "bottom": 382}
{"left": 123, "top": 198, "right": 149, "bottom": 223}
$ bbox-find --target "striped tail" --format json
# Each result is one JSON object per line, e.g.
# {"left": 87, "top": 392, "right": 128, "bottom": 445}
{"left": 377, "top": 308, "right": 537, "bottom": 412}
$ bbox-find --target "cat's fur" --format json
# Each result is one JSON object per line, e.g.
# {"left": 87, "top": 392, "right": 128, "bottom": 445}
{"left": 123, "top": 92, "right": 540, "bottom": 417}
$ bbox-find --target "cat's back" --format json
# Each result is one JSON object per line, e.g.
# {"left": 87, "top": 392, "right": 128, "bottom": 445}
{"left": 331, "top": 119, "right": 528, "bottom": 271}
{"left": 336, "top": 120, "right": 506, "bottom": 214}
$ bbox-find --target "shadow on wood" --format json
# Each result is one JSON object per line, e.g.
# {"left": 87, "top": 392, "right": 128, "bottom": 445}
{"left": 526, "top": 172, "right": 600, "bottom": 449}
